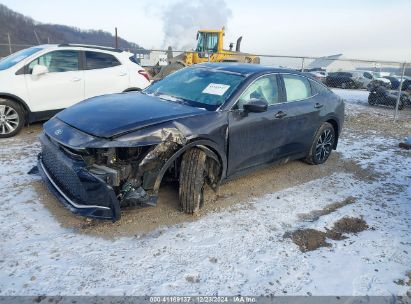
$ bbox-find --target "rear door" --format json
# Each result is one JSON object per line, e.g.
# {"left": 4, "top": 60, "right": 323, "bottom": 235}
{"left": 83, "top": 51, "right": 129, "bottom": 98}
{"left": 227, "top": 74, "right": 289, "bottom": 175}
{"left": 276, "top": 74, "right": 321, "bottom": 155}
{"left": 25, "top": 50, "right": 84, "bottom": 111}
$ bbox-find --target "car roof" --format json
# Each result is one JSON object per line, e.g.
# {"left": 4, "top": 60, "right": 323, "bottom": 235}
{"left": 194, "top": 62, "right": 297, "bottom": 76}
{"left": 30, "top": 44, "right": 126, "bottom": 53}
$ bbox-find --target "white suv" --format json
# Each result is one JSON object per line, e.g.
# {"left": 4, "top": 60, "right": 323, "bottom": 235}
{"left": 0, "top": 44, "right": 151, "bottom": 137}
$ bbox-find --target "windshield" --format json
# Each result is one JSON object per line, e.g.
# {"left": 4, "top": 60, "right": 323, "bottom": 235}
{"left": 143, "top": 67, "right": 244, "bottom": 110}
{"left": 0, "top": 46, "right": 45, "bottom": 71}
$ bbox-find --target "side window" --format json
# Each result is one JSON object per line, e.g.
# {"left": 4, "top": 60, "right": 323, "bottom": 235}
{"left": 85, "top": 51, "right": 121, "bottom": 70}
{"left": 310, "top": 79, "right": 330, "bottom": 94}
{"left": 237, "top": 75, "right": 279, "bottom": 109}
{"left": 28, "top": 50, "right": 79, "bottom": 73}
{"left": 283, "top": 74, "right": 312, "bottom": 102}
{"left": 364, "top": 72, "right": 373, "bottom": 79}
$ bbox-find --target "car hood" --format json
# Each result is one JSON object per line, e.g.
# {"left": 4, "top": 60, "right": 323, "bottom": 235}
{"left": 56, "top": 92, "right": 206, "bottom": 138}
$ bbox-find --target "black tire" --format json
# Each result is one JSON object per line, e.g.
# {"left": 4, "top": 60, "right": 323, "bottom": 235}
{"left": 397, "top": 95, "right": 407, "bottom": 110}
{"left": 368, "top": 93, "right": 377, "bottom": 106}
{"left": 0, "top": 98, "right": 25, "bottom": 138}
{"left": 305, "top": 122, "right": 336, "bottom": 165}
{"left": 179, "top": 148, "right": 207, "bottom": 214}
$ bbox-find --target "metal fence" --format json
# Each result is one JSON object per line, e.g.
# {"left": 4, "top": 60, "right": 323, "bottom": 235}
{"left": 1, "top": 43, "right": 410, "bottom": 121}
{"left": 135, "top": 49, "right": 410, "bottom": 121}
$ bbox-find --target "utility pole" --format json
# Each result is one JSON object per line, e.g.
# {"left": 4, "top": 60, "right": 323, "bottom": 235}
{"left": 394, "top": 62, "right": 406, "bottom": 122}
{"left": 115, "top": 27, "right": 118, "bottom": 49}
{"left": 33, "top": 30, "right": 41, "bottom": 44}
{"left": 7, "top": 33, "right": 12, "bottom": 54}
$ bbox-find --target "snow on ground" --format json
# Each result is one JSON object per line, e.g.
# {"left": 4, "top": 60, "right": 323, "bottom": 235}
{"left": 332, "top": 88, "right": 370, "bottom": 106}
{"left": 0, "top": 94, "right": 410, "bottom": 296}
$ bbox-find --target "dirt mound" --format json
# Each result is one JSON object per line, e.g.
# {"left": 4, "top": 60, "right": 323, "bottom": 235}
{"left": 287, "top": 217, "right": 369, "bottom": 252}
{"left": 288, "top": 229, "right": 331, "bottom": 252}
{"left": 332, "top": 216, "right": 369, "bottom": 234}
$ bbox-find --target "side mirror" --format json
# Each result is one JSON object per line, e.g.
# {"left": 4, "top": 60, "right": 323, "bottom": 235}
{"left": 243, "top": 98, "right": 268, "bottom": 113}
{"left": 32, "top": 64, "right": 48, "bottom": 76}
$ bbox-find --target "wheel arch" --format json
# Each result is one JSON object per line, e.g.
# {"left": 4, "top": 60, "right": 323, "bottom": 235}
{"left": 0, "top": 92, "right": 31, "bottom": 122}
{"left": 325, "top": 117, "right": 340, "bottom": 149}
{"left": 123, "top": 87, "right": 142, "bottom": 92}
{"left": 152, "top": 139, "right": 227, "bottom": 194}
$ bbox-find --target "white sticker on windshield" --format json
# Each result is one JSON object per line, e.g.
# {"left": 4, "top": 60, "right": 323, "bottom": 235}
{"left": 202, "top": 83, "right": 230, "bottom": 96}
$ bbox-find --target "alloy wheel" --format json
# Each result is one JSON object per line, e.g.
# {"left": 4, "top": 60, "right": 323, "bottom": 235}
{"left": 0, "top": 105, "right": 19, "bottom": 135}
{"left": 315, "top": 129, "right": 334, "bottom": 162}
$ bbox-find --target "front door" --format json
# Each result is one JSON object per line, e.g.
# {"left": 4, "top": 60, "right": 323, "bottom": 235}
{"left": 25, "top": 50, "right": 84, "bottom": 112}
{"left": 227, "top": 74, "right": 288, "bottom": 175}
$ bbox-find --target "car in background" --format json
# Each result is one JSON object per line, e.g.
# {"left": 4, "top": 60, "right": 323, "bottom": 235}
{"left": 351, "top": 70, "right": 391, "bottom": 90}
{"left": 325, "top": 71, "right": 363, "bottom": 89}
{"left": 0, "top": 44, "right": 151, "bottom": 138}
{"left": 368, "top": 82, "right": 411, "bottom": 110}
{"left": 303, "top": 70, "right": 327, "bottom": 83}
{"left": 383, "top": 76, "right": 411, "bottom": 90}
{"left": 36, "top": 63, "right": 344, "bottom": 221}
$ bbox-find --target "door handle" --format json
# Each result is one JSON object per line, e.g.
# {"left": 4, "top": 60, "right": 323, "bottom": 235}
{"left": 314, "top": 103, "right": 323, "bottom": 109}
{"left": 71, "top": 77, "right": 81, "bottom": 82}
{"left": 119, "top": 72, "right": 127, "bottom": 76}
{"left": 275, "top": 111, "right": 287, "bottom": 119}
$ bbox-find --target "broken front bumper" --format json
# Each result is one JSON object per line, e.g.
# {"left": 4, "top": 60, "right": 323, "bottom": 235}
{"left": 38, "top": 134, "right": 121, "bottom": 221}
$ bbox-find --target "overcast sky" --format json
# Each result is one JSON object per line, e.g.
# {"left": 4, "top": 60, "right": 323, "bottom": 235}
{"left": 1, "top": 0, "right": 410, "bottom": 61}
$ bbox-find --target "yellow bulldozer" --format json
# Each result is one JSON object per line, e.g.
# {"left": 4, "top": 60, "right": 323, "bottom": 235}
{"left": 153, "top": 27, "right": 260, "bottom": 79}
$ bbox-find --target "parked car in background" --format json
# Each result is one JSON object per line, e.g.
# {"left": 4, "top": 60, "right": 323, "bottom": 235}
{"left": 368, "top": 82, "right": 411, "bottom": 110}
{"left": 303, "top": 71, "right": 327, "bottom": 83}
{"left": 352, "top": 70, "right": 391, "bottom": 90}
{"left": 0, "top": 44, "right": 151, "bottom": 138}
{"left": 325, "top": 71, "right": 363, "bottom": 89}
{"left": 36, "top": 63, "right": 344, "bottom": 221}
{"left": 383, "top": 76, "right": 411, "bottom": 90}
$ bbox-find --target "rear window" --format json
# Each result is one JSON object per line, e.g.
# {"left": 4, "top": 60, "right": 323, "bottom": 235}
{"left": 85, "top": 51, "right": 121, "bottom": 70}
{"left": 283, "top": 74, "right": 312, "bottom": 101}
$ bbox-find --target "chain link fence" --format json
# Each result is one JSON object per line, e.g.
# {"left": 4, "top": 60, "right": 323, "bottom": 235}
{"left": 1, "top": 43, "right": 410, "bottom": 121}
{"left": 134, "top": 49, "right": 410, "bottom": 121}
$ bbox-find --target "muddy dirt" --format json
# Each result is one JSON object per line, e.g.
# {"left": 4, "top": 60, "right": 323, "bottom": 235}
{"left": 331, "top": 216, "right": 369, "bottom": 234}
{"left": 287, "top": 229, "right": 331, "bottom": 252}
{"left": 394, "top": 271, "right": 411, "bottom": 287}
{"left": 298, "top": 196, "right": 357, "bottom": 222}
{"left": 287, "top": 216, "right": 369, "bottom": 252}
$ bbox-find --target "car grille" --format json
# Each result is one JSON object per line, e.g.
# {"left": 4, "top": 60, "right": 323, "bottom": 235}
{"left": 41, "top": 137, "right": 88, "bottom": 202}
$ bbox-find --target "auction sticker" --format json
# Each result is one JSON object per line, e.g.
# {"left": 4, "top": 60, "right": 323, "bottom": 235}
{"left": 202, "top": 83, "right": 230, "bottom": 95}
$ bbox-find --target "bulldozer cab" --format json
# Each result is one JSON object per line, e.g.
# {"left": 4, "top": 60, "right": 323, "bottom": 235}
{"left": 194, "top": 29, "right": 224, "bottom": 61}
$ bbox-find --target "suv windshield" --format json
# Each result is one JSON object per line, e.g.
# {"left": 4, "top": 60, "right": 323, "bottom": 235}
{"left": 0, "top": 46, "right": 45, "bottom": 71}
{"left": 143, "top": 67, "right": 244, "bottom": 110}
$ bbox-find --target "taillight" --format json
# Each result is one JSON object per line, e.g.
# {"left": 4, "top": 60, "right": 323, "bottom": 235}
{"left": 138, "top": 69, "right": 150, "bottom": 81}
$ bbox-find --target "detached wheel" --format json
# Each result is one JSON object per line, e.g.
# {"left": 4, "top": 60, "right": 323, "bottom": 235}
{"left": 305, "top": 122, "right": 336, "bottom": 165}
{"left": 179, "top": 148, "right": 207, "bottom": 214}
{"left": 0, "top": 98, "right": 25, "bottom": 138}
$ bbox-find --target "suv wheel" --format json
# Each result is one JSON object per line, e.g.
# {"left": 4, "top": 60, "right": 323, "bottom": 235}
{"left": 0, "top": 98, "right": 25, "bottom": 138}
{"left": 179, "top": 148, "right": 207, "bottom": 214}
{"left": 305, "top": 122, "right": 336, "bottom": 165}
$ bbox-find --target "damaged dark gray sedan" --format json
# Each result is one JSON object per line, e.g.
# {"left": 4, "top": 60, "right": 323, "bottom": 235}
{"left": 37, "top": 63, "right": 344, "bottom": 221}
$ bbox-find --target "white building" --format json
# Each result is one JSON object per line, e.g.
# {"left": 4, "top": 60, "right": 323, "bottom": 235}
{"left": 307, "top": 54, "right": 356, "bottom": 72}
